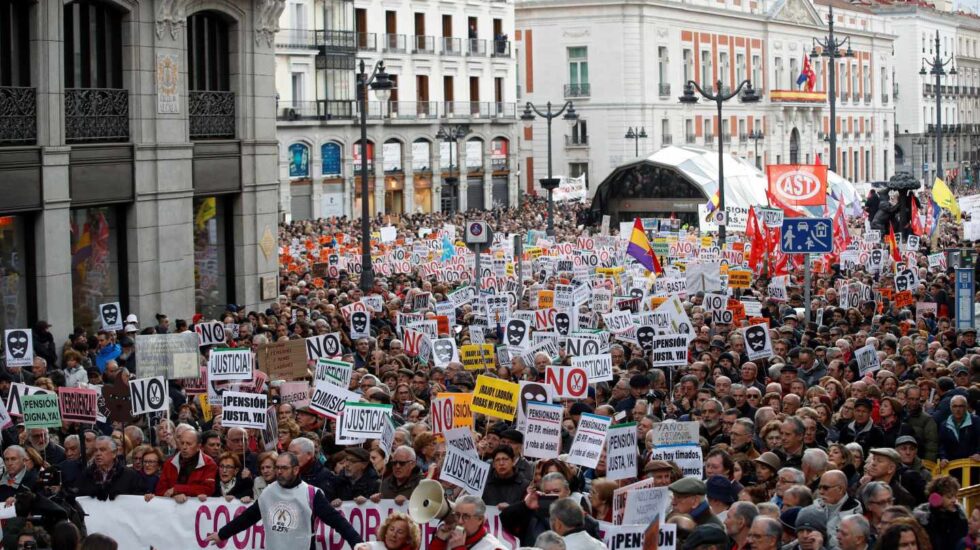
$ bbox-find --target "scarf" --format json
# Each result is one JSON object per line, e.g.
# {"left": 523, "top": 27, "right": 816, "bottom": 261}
{"left": 176, "top": 455, "right": 198, "bottom": 484}
{"left": 460, "top": 526, "right": 490, "bottom": 549}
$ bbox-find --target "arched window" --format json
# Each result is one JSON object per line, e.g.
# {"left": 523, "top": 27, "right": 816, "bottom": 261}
{"left": 321, "top": 142, "right": 342, "bottom": 177}
{"left": 0, "top": 0, "right": 35, "bottom": 144}
{"left": 491, "top": 138, "right": 509, "bottom": 171}
{"left": 187, "top": 11, "right": 234, "bottom": 139}
{"left": 383, "top": 139, "right": 403, "bottom": 173}
{"left": 465, "top": 138, "right": 484, "bottom": 173}
{"left": 288, "top": 143, "right": 310, "bottom": 178}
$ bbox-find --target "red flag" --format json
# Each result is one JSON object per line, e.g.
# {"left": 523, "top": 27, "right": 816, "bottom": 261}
{"left": 766, "top": 189, "right": 809, "bottom": 218}
{"left": 910, "top": 199, "right": 925, "bottom": 236}
{"left": 832, "top": 201, "right": 851, "bottom": 253}
{"left": 886, "top": 223, "right": 901, "bottom": 263}
{"left": 746, "top": 208, "right": 766, "bottom": 272}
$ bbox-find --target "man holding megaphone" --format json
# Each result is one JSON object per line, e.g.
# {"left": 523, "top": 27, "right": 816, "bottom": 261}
{"left": 430, "top": 495, "right": 506, "bottom": 550}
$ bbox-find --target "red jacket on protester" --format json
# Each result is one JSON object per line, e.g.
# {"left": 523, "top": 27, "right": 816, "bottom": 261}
{"left": 155, "top": 451, "right": 217, "bottom": 497}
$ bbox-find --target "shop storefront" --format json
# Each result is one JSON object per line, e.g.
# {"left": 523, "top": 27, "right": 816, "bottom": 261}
{"left": 70, "top": 207, "right": 125, "bottom": 331}
{"left": 0, "top": 215, "right": 32, "bottom": 334}
{"left": 192, "top": 197, "right": 232, "bottom": 320}
{"left": 288, "top": 142, "right": 312, "bottom": 220}
{"left": 412, "top": 140, "right": 433, "bottom": 214}
{"left": 466, "top": 139, "right": 485, "bottom": 210}
{"left": 321, "top": 143, "right": 345, "bottom": 218}
{"left": 383, "top": 140, "right": 405, "bottom": 215}
{"left": 491, "top": 138, "right": 510, "bottom": 208}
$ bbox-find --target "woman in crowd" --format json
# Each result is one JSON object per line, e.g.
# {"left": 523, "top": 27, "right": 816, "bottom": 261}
{"left": 913, "top": 476, "right": 969, "bottom": 550}
{"left": 211, "top": 453, "right": 253, "bottom": 502}
{"left": 247, "top": 451, "right": 278, "bottom": 502}
{"left": 588, "top": 478, "right": 617, "bottom": 523}
{"left": 136, "top": 447, "right": 164, "bottom": 494}
{"left": 353, "top": 512, "right": 420, "bottom": 550}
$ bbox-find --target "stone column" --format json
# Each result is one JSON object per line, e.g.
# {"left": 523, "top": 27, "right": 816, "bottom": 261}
{"left": 374, "top": 145, "right": 385, "bottom": 215}
{"left": 432, "top": 142, "right": 443, "bottom": 214}
{"left": 404, "top": 172, "right": 415, "bottom": 215}
{"left": 310, "top": 149, "right": 323, "bottom": 219}
{"left": 457, "top": 140, "right": 468, "bottom": 211}
{"left": 484, "top": 139, "right": 493, "bottom": 208}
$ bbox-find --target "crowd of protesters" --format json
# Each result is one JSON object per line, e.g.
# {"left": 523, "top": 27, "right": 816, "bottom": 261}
{"left": 0, "top": 193, "right": 979, "bottom": 550}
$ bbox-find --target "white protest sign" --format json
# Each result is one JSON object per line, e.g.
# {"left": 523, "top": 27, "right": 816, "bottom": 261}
{"left": 338, "top": 402, "right": 393, "bottom": 441}
{"left": 315, "top": 358, "right": 353, "bottom": 389}
{"left": 648, "top": 334, "right": 689, "bottom": 367}
{"left": 741, "top": 324, "right": 773, "bottom": 361}
{"left": 380, "top": 416, "right": 397, "bottom": 458}
{"left": 855, "top": 344, "right": 880, "bottom": 375}
{"left": 350, "top": 310, "right": 371, "bottom": 340}
{"left": 195, "top": 321, "right": 226, "bottom": 347}
{"left": 129, "top": 377, "right": 169, "bottom": 416}
{"left": 545, "top": 365, "right": 588, "bottom": 400}
{"left": 309, "top": 377, "right": 360, "bottom": 420}
{"left": 602, "top": 310, "right": 634, "bottom": 334}
{"left": 567, "top": 413, "right": 612, "bottom": 468}
{"left": 430, "top": 397, "right": 455, "bottom": 436}
{"left": 5, "top": 383, "right": 52, "bottom": 417}
{"left": 649, "top": 421, "right": 700, "bottom": 447}
{"left": 522, "top": 402, "right": 563, "bottom": 460}
{"left": 221, "top": 391, "right": 268, "bottom": 430}
{"left": 440, "top": 444, "right": 490, "bottom": 496}
{"left": 571, "top": 354, "right": 613, "bottom": 383}
{"left": 602, "top": 522, "right": 676, "bottom": 550}
{"left": 648, "top": 445, "right": 703, "bottom": 478}
{"left": 3, "top": 329, "right": 33, "bottom": 368}
{"left": 606, "top": 423, "right": 639, "bottom": 481}
{"left": 431, "top": 338, "right": 459, "bottom": 367}
{"left": 207, "top": 348, "right": 254, "bottom": 381}
{"left": 99, "top": 302, "right": 123, "bottom": 331}
{"left": 136, "top": 332, "right": 201, "bottom": 379}
{"left": 622, "top": 487, "right": 671, "bottom": 527}
{"left": 305, "top": 333, "right": 343, "bottom": 360}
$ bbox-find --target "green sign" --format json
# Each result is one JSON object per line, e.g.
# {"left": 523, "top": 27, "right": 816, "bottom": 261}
{"left": 22, "top": 394, "right": 61, "bottom": 429}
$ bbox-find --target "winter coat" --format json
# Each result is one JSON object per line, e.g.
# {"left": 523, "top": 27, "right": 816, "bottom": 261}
{"left": 299, "top": 458, "right": 342, "bottom": 500}
{"left": 379, "top": 467, "right": 423, "bottom": 500}
{"left": 212, "top": 475, "right": 254, "bottom": 500}
{"left": 814, "top": 495, "right": 863, "bottom": 550}
{"left": 838, "top": 421, "right": 885, "bottom": 456}
{"left": 335, "top": 466, "right": 381, "bottom": 500}
{"left": 914, "top": 502, "right": 969, "bottom": 550}
{"left": 482, "top": 470, "right": 530, "bottom": 507}
{"left": 74, "top": 461, "right": 145, "bottom": 500}
{"left": 939, "top": 413, "right": 980, "bottom": 460}
{"left": 905, "top": 409, "right": 940, "bottom": 461}
{"left": 155, "top": 451, "right": 217, "bottom": 497}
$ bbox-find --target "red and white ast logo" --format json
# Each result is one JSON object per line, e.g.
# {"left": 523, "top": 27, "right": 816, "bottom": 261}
{"left": 767, "top": 165, "right": 828, "bottom": 207}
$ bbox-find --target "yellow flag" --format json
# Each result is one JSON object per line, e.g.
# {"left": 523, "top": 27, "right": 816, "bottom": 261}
{"left": 933, "top": 178, "right": 961, "bottom": 222}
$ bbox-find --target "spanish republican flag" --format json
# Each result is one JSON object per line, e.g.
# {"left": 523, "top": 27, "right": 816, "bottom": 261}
{"left": 626, "top": 218, "right": 663, "bottom": 275}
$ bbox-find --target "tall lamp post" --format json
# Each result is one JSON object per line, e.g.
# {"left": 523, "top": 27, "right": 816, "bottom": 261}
{"left": 810, "top": 5, "right": 853, "bottom": 173}
{"left": 520, "top": 101, "right": 578, "bottom": 236}
{"left": 679, "top": 79, "right": 760, "bottom": 246}
{"left": 357, "top": 59, "right": 393, "bottom": 292}
{"left": 913, "top": 136, "right": 929, "bottom": 185}
{"left": 747, "top": 129, "right": 764, "bottom": 169}
{"left": 435, "top": 124, "right": 471, "bottom": 214}
{"left": 920, "top": 30, "right": 956, "bottom": 184}
{"left": 625, "top": 126, "right": 648, "bottom": 158}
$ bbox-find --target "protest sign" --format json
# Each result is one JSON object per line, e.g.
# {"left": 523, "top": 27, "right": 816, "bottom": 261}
{"left": 3, "top": 329, "right": 33, "bottom": 368}
{"left": 567, "top": 413, "right": 611, "bottom": 468}
{"left": 380, "top": 416, "right": 397, "bottom": 458}
{"left": 649, "top": 421, "right": 700, "bottom": 447}
{"left": 438, "top": 392, "right": 475, "bottom": 429}
{"left": 601, "top": 522, "right": 676, "bottom": 550}
{"left": 571, "top": 354, "right": 613, "bottom": 383}
{"left": 278, "top": 381, "right": 310, "bottom": 408}
{"left": 916, "top": 302, "right": 938, "bottom": 320}
{"left": 432, "top": 338, "right": 460, "bottom": 367}
{"left": 622, "top": 486, "right": 670, "bottom": 527}
{"left": 309, "top": 377, "right": 360, "bottom": 420}
{"left": 257, "top": 339, "right": 308, "bottom": 381}
{"left": 430, "top": 396, "right": 455, "bottom": 436}
{"left": 648, "top": 445, "right": 703, "bottom": 478}
{"left": 58, "top": 387, "right": 98, "bottom": 424}
{"left": 606, "top": 423, "right": 638, "bottom": 481}
{"left": 545, "top": 365, "right": 588, "bottom": 400}
{"left": 315, "top": 358, "right": 353, "bottom": 388}
{"left": 99, "top": 302, "right": 123, "bottom": 331}
{"left": 440, "top": 444, "right": 490, "bottom": 496}
{"left": 472, "top": 375, "right": 520, "bottom": 420}
{"left": 727, "top": 269, "right": 752, "bottom": 289}
{"left": 135, "top": 332, "right": 200, "bottom": 379}
{"left": 350, "top": 311, "right": 371, "bottom": 340}
{"left": 207, "top": 348, "right": 254, "bottom": 381}
{"left": 855, "top": 344, "right": 880, "bottom": 375}
{"left": 22, "top": 393, "right": 61, "bottom": 429}
{"left": 0, "top": 401, "right": 11, "bottom": 430}
{"left": 6, "top": 383, "right": 53, "bottom": 417}
{"left": 305, "top": 333, "right": 343, "bottom": 360}
{"left": 339, "top": 402, "right": 393, "bottom": 441}
{"left": 79, "top": 497, "right": 520, "bottom": 550}
{"left": 221, "top": 391, "right": 268, "bottom": 430}
{"left": 460, "top": 344, "right": 495, "bottom": 371}
{"left": 443, "top": 427, "right": 480, "bottom": 457}
{"left": 194, "top": 321, "right": 226, "bottom": 347}
{"left": 522, "top": 402, "right": 563, "bottom": 459}
{"left": 648, "top": 335, "right": 689, "bottom": 367}
{"left": 741, "top": 324, "right": 773, "bottom": 360}
{"left": 129, "top": 377, "right": 169, "bottom": 416}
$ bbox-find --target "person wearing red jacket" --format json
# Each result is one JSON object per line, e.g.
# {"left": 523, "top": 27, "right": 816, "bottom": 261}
{"left": 148, "top": 428, "right": 217, "bottom": 503}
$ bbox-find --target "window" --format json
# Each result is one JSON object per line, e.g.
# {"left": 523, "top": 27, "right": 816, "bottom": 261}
{"left": 292, "top": 2, "right": 305, "bottom": 30}
{"left": 571, "top": 120, "right": 588, "bottom": 144}
{"left": 685, "top": 119, "right": 693, "bottom": 139}
{"left": 0, "top": 0, "right": 31, "bottom": 88}
{"left": 64, "top": 0, "right": 123, "bottom": 89}
{"left": 568, "top": 47, "right": 588, "bottom": 85}
{"left": 569, "top": 162, "right": 589, "bottom": 188}
{"left": 187, "top": 12, "right": 233, "bottom": 139}
{"left": 738, "top": 118, "right": 746, "bottom": 137}
{"left": 704, "top": 118, "right": 712, "bottom": 138}
{"left": 790, "top": 58, "right": 798, "bottom": 88}
{"left": 736, "top": 53, "right": 745, "bottom": 84}
{"left": 722, "top": 118, "right": 729, "bottom": 139}
{"left": 193, "top": 197, "right": 230, "bottom": 321}
{"left": 662, "top": 118, "right": 670, "bottom": 138}
{"left": 0, "top": 215, "right": 30, "bottom": 334}
{"left": 658, "top": 47, "right": 669, "bottom": 86}
{"left": 719, "top": 52, "right": 729, "bottom": 86}
{"left": 683, "top": 49, "right": 693, "bottom": 82}
{"left": 291, "top": 72, "right": 304, "bottom": 104}
{"left": 288, "top": 143, "right": 310, "bottom": 178}
{"left": 774, "top": 57, "right": 783, "bottom": 89}
{"left": 752, "top": 54, "right": 761, "bottom": 88}
{"left": 70, "top": 207, "right": 123, "bottom": 331}
{"left": 322, "top": 142, "right": 342, "bottom": 177}
{"left": 700, "top": 50, "right": 711, "bottom": 86}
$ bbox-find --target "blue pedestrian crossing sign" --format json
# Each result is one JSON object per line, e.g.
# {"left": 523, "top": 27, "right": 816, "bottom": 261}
{"left": 780, "top": 218, "right": 833, "bottom": 253}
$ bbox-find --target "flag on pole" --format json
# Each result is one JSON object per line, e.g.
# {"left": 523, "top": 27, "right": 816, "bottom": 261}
{"left": 886, "top": 222, "right": 902, "bottom": 263}
{"left": 932, "top": 177, "right": 961, "bottom": 222}
{"left": 626, "top": 218, "right": 663, "bottom": 275}
{"left": 910, "top": 199, "right": 925, "bottom": 236}
{"left": 796, "top": 54, "right": 816, "bottom": 92}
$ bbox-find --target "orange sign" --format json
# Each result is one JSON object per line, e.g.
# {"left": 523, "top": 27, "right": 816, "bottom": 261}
{"left": 767, "top": 164, "right": 828, "bottom": 207}
{"left": 435, "top": 315, "right": 451, "bottom": 336}
{"left": 894, "top": 290, "right": 914, "bottom": 308}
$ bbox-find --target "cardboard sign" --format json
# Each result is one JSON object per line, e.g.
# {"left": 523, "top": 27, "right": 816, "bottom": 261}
{"left": 648, "top": 335, "right": 689, "bottom": 367}
{"left": 3, "top": 329, "right": 33, "bottom": 368}
{"left": 606, "top": 422, "right": 639, "bottom": 481}
{"left": 440, "top": 442, "right": 490, "bottom": 496}
{"left": 471, "top": 375, "right": 520, "bottom": 421}
{"left": 305, "top": 333, "right": 343, "bottom": 360}
{"left": 649, "top": 421, "right": 700, "bottom": 447}
{"left": 523, "top": 402, "right": 563, "bottom": 459}
{"left": 621, "top": 486, "right": 670, "bottom": 527}
{"left": 350, "top": 311, "right": 371, "bottom": 340}
{"left": 278, "top": 381, "right": 310, "bottom": 408}
{"left": 208, "top": 348, "right": 254, "bottom": 381}
{"left": 258, "top": 339, "right": 309, "bottom": 381}
{"left": 571, "top": 354, "right": 613, "bottom": 383}
{"left": 22, "top": 394, "right": 61, "bottom": 429}
{"left": 58, "top": 387, "right": 98, "bottom": 424}
{"left": 460, "top": 344, "right": 495, "bottom": 371}
{"left": 314, "top": 358, "right": 353, "bottom": 388}
{"left": 546, "top": 365, "right": 589, "bottom": 400}
{"left": 135, "top": 332, "right": 200, "bottom": 379}
{"left": 6, "top": 383, "right": 52, "bottom": 417}
{"left": 648, "top": 445, "right": 703, "bottom": 478}
{"left": 727, "top": 269, "right": 752, "bottom": 289}
{"left": 338, "top": 402, "right": 393, "bottom": 441}
{"left": 194, "top": 321, "right": 227, "bottom": 347}
{"left": 129, "top": 377, "right": 169, "bottom": 416}
{"left": 438, "top": 393, "right": 475, "bottom": 429}
{"left": 430, "top": 396, "right": 455, "bottom": 436}
{"left": 894, "top": 290, "right": 914, "bottom": 308}
{"left": 567, "top": 413, "right": 611, "bottom": 468}
{"left": 99, "top": 302, "right": 123, "bottom": 331}
{"left": 309, "top": 377, "right": 360, "bottom": 420}
{"left": 221, "top": 391, "right": 268, "bottom": 430}
{"left": 855, "top": 344, "right": 880, "bottom": 375}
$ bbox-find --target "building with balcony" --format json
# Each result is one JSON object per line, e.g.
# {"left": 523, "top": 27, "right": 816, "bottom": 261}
{"left": 274, "top": 0, "right": 519, "bottom": 220}
{"left": 0, "top": 0, "right": 279, "bottom": 338}
{"left": 879, "top": 4, "right": 980, "bottom": 186}
{"left": 515, "top": 0, "right": 895, "bottom": 201}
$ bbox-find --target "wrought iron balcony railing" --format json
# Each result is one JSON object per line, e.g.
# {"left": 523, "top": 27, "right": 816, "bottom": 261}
{"left": 659, "top": 84, "right": 671, "bottom": 97}
{"left": 0, "top": 86, "right": 37, "bottom": 145}
{"left": 357, "top": 32, "right": 377, "bottom": 51}
{"left": 65, "top": 88, "right": 129, "bottom": 143}
{"left": 189, "top": 90, "right": 235, "bottom": 139}
{"left": 318, "top": 30, "right": 356, "bottom": 52}
{"left": 276, "top": 29, "right": 318, "bottom": 49}
{"left": 564, "top": 83, "right": 590, "bottom": 97}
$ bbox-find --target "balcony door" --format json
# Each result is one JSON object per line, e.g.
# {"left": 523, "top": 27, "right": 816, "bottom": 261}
{"left": 187, "top": 11, "right": 234, "bottom": 139}
{"left": 0, "top": 0, "right": 34, "bottom": 144}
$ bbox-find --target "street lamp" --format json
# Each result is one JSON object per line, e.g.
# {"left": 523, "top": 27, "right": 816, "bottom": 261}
{"left": 521, "top": 101, "right": 578, "bottom": 236}
{"left": 913, "top": 136, "right": 929, "bottom": 185}
{"left": 810, "top": 4, "right": 854, "bottom": 173}
{"left": 679, "top": 79, "right": 760, "bottom": 246}
{"left": 920, "top": 30, "right": 956, "bottom": 184}
{"left": 625, "top": 126, "right": 648, "bottom": 158}
{"left": 357, "top": 59, "right": 394, "bottom": 292}
{"left": 435, "top": 124, "right": 471, "bottom": 214}
{"left": 747, "top": 129, "right": 764, "bottom": 169}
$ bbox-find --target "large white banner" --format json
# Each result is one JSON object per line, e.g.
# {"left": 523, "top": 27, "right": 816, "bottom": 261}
{"left": 79, "top": 496, "right": 518, "bottom": 550}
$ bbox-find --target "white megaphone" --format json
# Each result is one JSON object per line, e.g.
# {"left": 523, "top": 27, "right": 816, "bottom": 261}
{"left": 409, "top": 479, "right": 451, "bottom": 523}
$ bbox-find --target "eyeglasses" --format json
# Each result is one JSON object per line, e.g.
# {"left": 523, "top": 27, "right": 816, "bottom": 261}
{"left": 142, "top": 459, "right": 159, "bottom": 465}
{"left": 868, "top": 498, "right": 894, "bottom": 506}
{"left": 391, "top": 460, "right": 413, "bottom": 467}
{"left": 455, "top": 513, "right": 480, "bottom": 521}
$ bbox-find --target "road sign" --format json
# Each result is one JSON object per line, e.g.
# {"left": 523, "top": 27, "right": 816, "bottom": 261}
{"left": 465, "top": 221, "right": 490, "bottom": 244}
{"left": 780, "top": 218, "right": 833, "bottom": 254}
{"left": 955, "top": 268, "right": 975, "bottom": 330}
{"left": 712, "top": 210, "right": 727, "bottom": 225}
